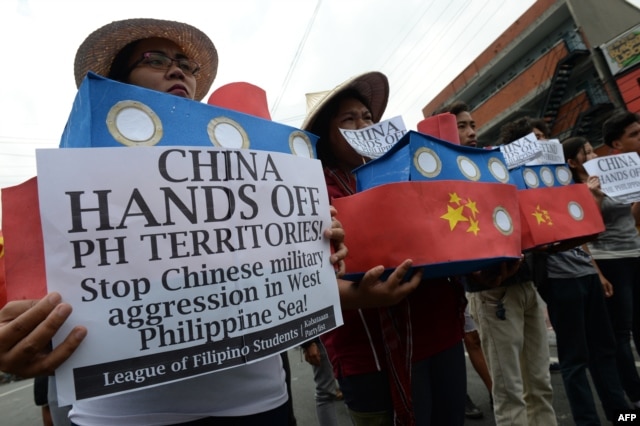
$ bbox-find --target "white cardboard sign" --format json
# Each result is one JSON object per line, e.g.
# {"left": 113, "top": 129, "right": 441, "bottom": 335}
{"left": 36, "top": 147, "right": 342, "bottom": 404}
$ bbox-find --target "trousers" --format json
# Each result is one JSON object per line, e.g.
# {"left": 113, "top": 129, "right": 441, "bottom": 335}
{"left": 468, "top": 281, "right": 556, "bottom": 426}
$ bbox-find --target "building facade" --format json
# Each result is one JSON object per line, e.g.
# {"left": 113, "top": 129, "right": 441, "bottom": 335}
{"left": 421, "top": 0, "right": 640, "bottom": 153}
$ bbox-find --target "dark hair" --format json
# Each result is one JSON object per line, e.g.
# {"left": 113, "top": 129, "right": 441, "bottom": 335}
{"left": 602, "top": 110, "right": 640, "bottom": 147}
{"left": 561, "top": 136, "right": 589, "bottom": 182}
{"left": 310, "top": 89, "right": 372, "bottom": 167}
{"left": 562, "top": 136, "right": 588, "bottom": 160}
{"left": 108, "top": 40, "right": 141, "bottom": 83}
{"left": 530, "top": 118, "right": 550, "bottom": 138}
{"left": 434, "top": 100, "right": 469, "bottom": 116}
{"left": 499, "top": 116, "right": 549, "bottom": 145}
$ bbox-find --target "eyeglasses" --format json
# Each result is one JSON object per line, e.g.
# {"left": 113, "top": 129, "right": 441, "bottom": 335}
{"left": 129, "top": 52, "right": 201, "bottom": 77}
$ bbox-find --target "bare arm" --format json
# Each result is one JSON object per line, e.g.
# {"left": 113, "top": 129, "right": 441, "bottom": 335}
{"left": 586, "top": 176, "right": 604, "bottom": 208}
{"left": 582, "top": 244, "right": 613, "bottom": 297}
{"left": 632, "top": 202, "right": 640, "bottom": 226}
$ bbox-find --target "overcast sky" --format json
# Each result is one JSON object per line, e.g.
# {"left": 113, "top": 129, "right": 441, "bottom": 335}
{"left": 0, "top": 0, "right": 542, "bottom": 189}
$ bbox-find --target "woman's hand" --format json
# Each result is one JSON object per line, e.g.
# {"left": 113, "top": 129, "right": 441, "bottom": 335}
{"left": 339, "top": 259, "right": 422, "bottom": 309}
{"left": 0, "top": 293, "right": 86, "bottom": 377}
{"left": 586, "top": 175, "right": 604, "bottom": 206}
{"left": 598, "top": 273, "right": 614, "bottom": 298}
{"left": 324, "top": 206, "right": 347, "bottom": 277}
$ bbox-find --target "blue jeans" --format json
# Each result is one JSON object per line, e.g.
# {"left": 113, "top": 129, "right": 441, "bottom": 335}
{"left": 338, "top": 341, "right": 466, "bottom": 426}
{"left": 596, "top": 257, "right": 640, "bottom": 402}
{"left": 545, "top": 274, "right": 629, "bottom": 424}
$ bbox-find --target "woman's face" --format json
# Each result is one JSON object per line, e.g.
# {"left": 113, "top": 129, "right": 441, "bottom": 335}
{"left": 126, "top": 38, "right": 197, "bottom": 100}
{"left": 327, "top": 97, "right": 374, "bottom": 170}
{"left": 570, "top": 142, "right": 597, "bottom": 169}
{"left": 533, "top": 127, "right": 547, "bottom": 140}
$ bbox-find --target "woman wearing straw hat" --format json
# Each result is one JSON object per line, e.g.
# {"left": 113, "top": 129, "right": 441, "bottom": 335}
{"left": 0, "top": 18, "right": 348, "bottom": 426}
{"left": 303, "top": 72, "right": 466, "bottom": 426}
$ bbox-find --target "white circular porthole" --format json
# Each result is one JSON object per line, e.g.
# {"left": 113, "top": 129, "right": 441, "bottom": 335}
{"left": 106, "top": 101, "right": 163, "bottom": 146}
{"left": 207, "top": 117, "right": 249, "bottom": 149}
{"left": 488, "top": 157, "right": 509, "bottom": 183}
{"left": 414, "top": 147, "right": 442, "bottom": 178}
{"left": 568, "top": 201, "right": 584, "bottom": 221}
{"left": 289, "top": 131, "right": 314, "bottom": 158}
{"left": 523, "top": 168, "right": 539, "bottom": 188}
{"left": 556, "top": 166, "right": 572, "bottom": 185}
{"left": 540, "top": 166, "right": 555, "bottom": 187}
{"left": 457, "top": 156, "right": 481, "bottom": 181}
{"left": 493, "top": 206, "right": 514, "bottom": 236}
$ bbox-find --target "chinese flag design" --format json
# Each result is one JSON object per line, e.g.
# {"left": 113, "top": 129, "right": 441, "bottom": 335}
{"left": 532, "top": 205, "right": 553, "bottom": 226}
{"left": 518, "top": 184, "right": 604, "bottom": 250}
{"left": 332, "top": 180, "right": 522, "bottom": 279}
{"left": 440, "top": 193, "right": 481, "bottom": 236}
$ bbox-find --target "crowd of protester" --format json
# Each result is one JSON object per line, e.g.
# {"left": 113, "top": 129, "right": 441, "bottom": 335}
{"left": 1, "top": 15, "right": 640, "bottom": 426}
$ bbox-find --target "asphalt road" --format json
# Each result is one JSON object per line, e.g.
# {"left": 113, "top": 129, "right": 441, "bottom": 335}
{"left": 285, "top": 329, "right": 600, "bottom": 426}
{"left": 0, "top": 329, "right": 623, "bottom": 425}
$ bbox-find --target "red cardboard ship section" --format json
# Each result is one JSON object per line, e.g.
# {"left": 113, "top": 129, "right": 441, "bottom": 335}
{"left": 332, "top": 180, "right": 522, "bottom": 279}
{"left": 1, "top": 177, "right": 47, "bottom": 303}
{"left": 329, "top": 114, "right": 605, "bottom": 280}
{"left": 518, "top": 183, "right": 605, "bottom": 250}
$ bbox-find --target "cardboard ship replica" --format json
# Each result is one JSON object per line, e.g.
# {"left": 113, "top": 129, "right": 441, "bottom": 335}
{"left": 510, "top": 163, "right": 604, "bottom": 250}
{"left": 334, "top": 117, "right": 521, "bottom": 280}
{"left": 1, "top": 74, "right": 319, "bottom": 304}
{"left": 332, "top": 113, "right": 605, "bottom": 280}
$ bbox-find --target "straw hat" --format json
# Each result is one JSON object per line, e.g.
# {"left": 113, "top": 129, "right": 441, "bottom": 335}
{"left": 301, "top": 71, "right": 389, "bottom": 133}
{"left": 74, "top": 18, "right": 218, "bottom": 101}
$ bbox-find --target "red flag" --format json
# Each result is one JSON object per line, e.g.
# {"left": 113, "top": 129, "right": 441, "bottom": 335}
{"left": 1, "top": 177, "right": 47, "bottom": 304}
{"left": 0, "top": 231, "right": 6, "bottom": 306}
{"left": 518, "top": 183, "right": 604, "bottom": 250}
{"left": 332, "top": 180, "right": 522, "bottom": 279}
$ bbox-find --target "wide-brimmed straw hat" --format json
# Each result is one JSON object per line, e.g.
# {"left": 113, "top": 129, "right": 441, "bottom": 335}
{"left": 74, "top": 18, "right": 218, "bottom": 101}
{"left": 301, "top": 71, "right": 389, "bottom": 133}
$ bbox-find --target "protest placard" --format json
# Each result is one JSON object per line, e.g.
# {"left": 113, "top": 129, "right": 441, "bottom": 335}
{"left": 339, "top": 116, "right": 407, "bottom": 159}
{"left": 525, "top": 138, "right": 565, "bottom": 165}
{"left": 583, "top": 152, "right": 640, "bottom": 203}
{"left": 36, "top": 146, "right": 341, "bottom": 404}
{"left": 499, "top": 132, "right": 543, "bottom": 169}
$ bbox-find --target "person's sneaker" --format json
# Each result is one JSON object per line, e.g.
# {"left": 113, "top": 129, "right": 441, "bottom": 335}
{"left": 465, "top": 394, "right": 483, "bottom": 419}
{"left": 549, "top": 362, "right": 561, "bottom": 373}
